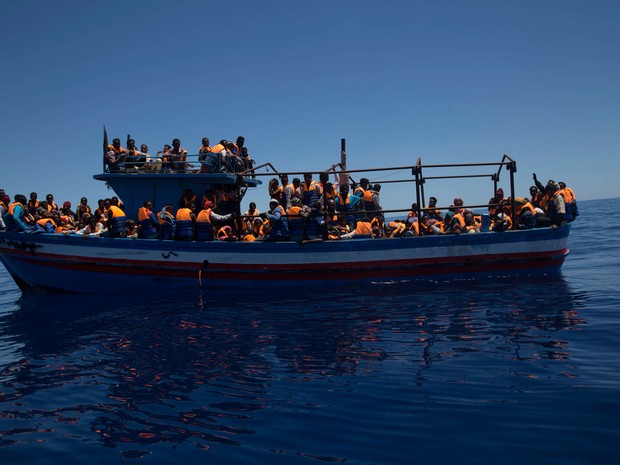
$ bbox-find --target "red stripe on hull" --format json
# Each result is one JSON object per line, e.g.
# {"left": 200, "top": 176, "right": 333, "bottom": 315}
{"left": 2, "top": 248, "right": 568, "bottom": 281}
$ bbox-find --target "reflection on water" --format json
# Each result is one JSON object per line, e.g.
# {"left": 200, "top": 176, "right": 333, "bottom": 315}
{"left": 0, "top": 276, "right": 587, "bottom": 458}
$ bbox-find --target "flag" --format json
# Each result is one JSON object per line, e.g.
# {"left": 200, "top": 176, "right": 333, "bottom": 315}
{"left": 103, "top": 125, "right": 108, "bottom": 155}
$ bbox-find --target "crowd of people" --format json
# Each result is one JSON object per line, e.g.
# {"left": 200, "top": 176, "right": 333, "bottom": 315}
{"left": 104, "top": 135, "right": 255, "bottom": 174}
{"left": 0, "top": 171, "right": 577, "bottom": 242}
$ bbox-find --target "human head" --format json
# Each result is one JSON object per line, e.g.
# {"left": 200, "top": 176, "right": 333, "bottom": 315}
{"left": 360, "top": 178, "right": 369, "bottom": 188}
{"left": 373, "top": 184, "right": 381, "bottom": 192}
{"left": 303, "top": 173, "right": 313, "bottom": 183}
{"left": 269, "top": 199, "right": 279, "bottom": 210}
{"left": 280, "top": 174, "right": 289, "bottom": 185}
{"left": 141, "top": 144, "right": 148, "bottom": 152}
{"left": 249, "top": 202, "right": 256, "bottom": 210}
{"left": 30, "top": 192, "right": 37, "bottom": 200}
{"left": 292, "top": 178, "right": 301, "bottom": 188}
{"left": 46, "top": 194, "right": 54, "bottom": 202}
{"left": 172, "top": 138, "right": 181, "bottom": 148}
{"left": 202, "top": 137, "right": 210, "bottom": 146}
{"left": 429, "top": 196, "right": 437, "bottom": 206}
{"left": 339, "top": 184, "right": 349, "bottom": 195}
{"left": 63, "top": 201, "right": 71, "bottom": 210}
{"left": 496, "top": 188, "right": 504, "bottom": 198}
{"left": 127, "top": 139, "right": 135, "bottom": 149}
{"left": 236, "top": 136, "right": 245, "bottom": 147}
{"left": 144, "top": 201, "right": 153, "bottom": 209}
{"left": 546, "top": 181, "right": 559, "bottom": 194}
{"left": 112, "top": 138, "right": 121, "bottom": 149}
{"left": 453, "top": 197, "right": 463, "bottom": 207}
{"left": 529, "top": 186, "right": 538, "bottom": 196}
{"left": 559, "top": 182, "right": 566, "bottom": 189}
{"left": 80, "top": 197, "right": 88, "bottom": 205}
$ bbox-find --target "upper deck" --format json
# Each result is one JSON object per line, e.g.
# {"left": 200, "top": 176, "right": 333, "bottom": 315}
{"left": 93, "top": 171, "right": 262, "bottom": 217}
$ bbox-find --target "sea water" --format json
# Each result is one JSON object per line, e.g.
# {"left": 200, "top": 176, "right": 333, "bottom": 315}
{"left": 0, "top": 199, "right": 618, "bottom": 465}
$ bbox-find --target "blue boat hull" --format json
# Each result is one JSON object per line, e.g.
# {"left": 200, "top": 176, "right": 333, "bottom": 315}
{"left": 0, "top": 226, "right": 570, "bottom": 294}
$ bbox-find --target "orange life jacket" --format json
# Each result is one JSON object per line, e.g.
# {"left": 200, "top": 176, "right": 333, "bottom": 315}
{"left": 176, "top": 208, "right": 193, "bottom": 221}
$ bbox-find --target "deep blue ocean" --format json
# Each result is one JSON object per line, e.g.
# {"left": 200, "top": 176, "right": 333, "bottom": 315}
{"left": 0, "top": 198, "right": 618, "bottom": 465}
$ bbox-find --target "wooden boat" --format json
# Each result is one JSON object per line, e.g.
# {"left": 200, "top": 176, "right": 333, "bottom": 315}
{"left": 0, "top": 140, "right": 571, "bottom": 294}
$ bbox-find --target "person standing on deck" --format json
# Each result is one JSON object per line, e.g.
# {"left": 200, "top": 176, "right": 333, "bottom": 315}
{"left": 301, "top": 173, "right": 321, "bottom": 208}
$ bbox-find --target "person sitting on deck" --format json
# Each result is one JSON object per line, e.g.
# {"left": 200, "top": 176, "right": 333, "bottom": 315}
{"left": 195, "top": 204, "right": 234, "bottom": 241}
{"left": 240, "top": 146, "right": 255, "bottom": 174}
{"left": 536, "top": 181, "right": 567, "bottom": 228}
{"left": 244, "top": 202, "right": 260, "bottom": 230}
{"left": 406, "top": 203, "right": 419, "bottom": 227}
{"left": 124, "top": 138, "right": 144, "bottom": 171}
{"left": 488, "top": 188, "right": 511, "bottom": 218}
{"left": 198, "top": 137, "right": 222, "bottom": 173}
{"left": 261, "top": 199, "right": 289, "bottom": 241}
{"left": 491, "top": 211, "right": 512, "bottom": 232}
{"left": 75, "top": 197, "right": 92, "bottom": 221}
{"left": 138, "top": 201, "right": 159, "bottom": 239}
{"left": 558, "top": 181, "right": 579, "bottom": 221}
{"left": 94, "top": 199, "right": 107, "bottom": 220}
{"left": 165, "top": 138, "right": 188, "bottom": 173}
{"left": 157, "top": 144, "right": 172, "bottom": 170}
{"left": 45, "top": 194, "right": 59, "bottom": 213}
{"left": 175, "top": 203, "right": 196, "bottom": 240}
{"left": 216, "top": 225, "right": 237, "bottom": 241}
{"left": 106, "top": 197, "right": 126, "bottom": 238}
{"left": 27, "top": 192, "right": 40, "bottom": 216}
{"left": 181, "top": 189, "right": 198, "bottom": 214}
{"left": 36, "top": 216, "right": 57, "bottom": 233}
{"left": 139, "top": 144, "right": 160, "bottom": 171}
{"left": 121, "top": 219, "right": 138, "bottom": 239}
{"left": 105, "top": 138, "right": 126, "bottom": 172}
{"left": 339, "top": 219, "right": 374, "bottom": 240}
{"left": 287, "top": 197, "right": 310, "bottom": 242}
{"left": 61, "top": 201, "right": 76, "bottom": 224}
{"left": 514, "top": 197, "right": 537, "bottom": 230}
{"left": 56, "top": 217, "right": 75, "bottom": 234}
{"left": 268, "top": 177, "right": 281, "bottom": 202}
{"left": 387, "top": 220, "right": 407, "bottom": 238}
{"left": 4, "top": 194, "right": 30, "bottom": 232}
{"left": 72, "top": 214, "right": 106, "bottom": 237}
{"left": 247, "top": 217, "right": 268, "bottom": 241}
{"left": 444, "top": 205, "right": 465, "bottom": 234}
{"left": 224, "top": 141, "right": 244, "bottom": 173}
{"left": 0, "top": 192, "right": 8, "bottom": 230}
{"left": 158, "top": 204, "right": 176, "bottom": 240}
{"left": 529, "top": 185, "right": 543, "bottom": 209}
{"left": 463, "top": 211, "right": 481, "bottom": 233}
{"left": 425, "top": 197, "right": 443, "bottom": 221}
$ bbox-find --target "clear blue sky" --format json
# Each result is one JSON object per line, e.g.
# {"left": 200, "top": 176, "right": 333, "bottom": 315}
{"left": 1, "top": 0, "right": 618, "bottom": 213}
